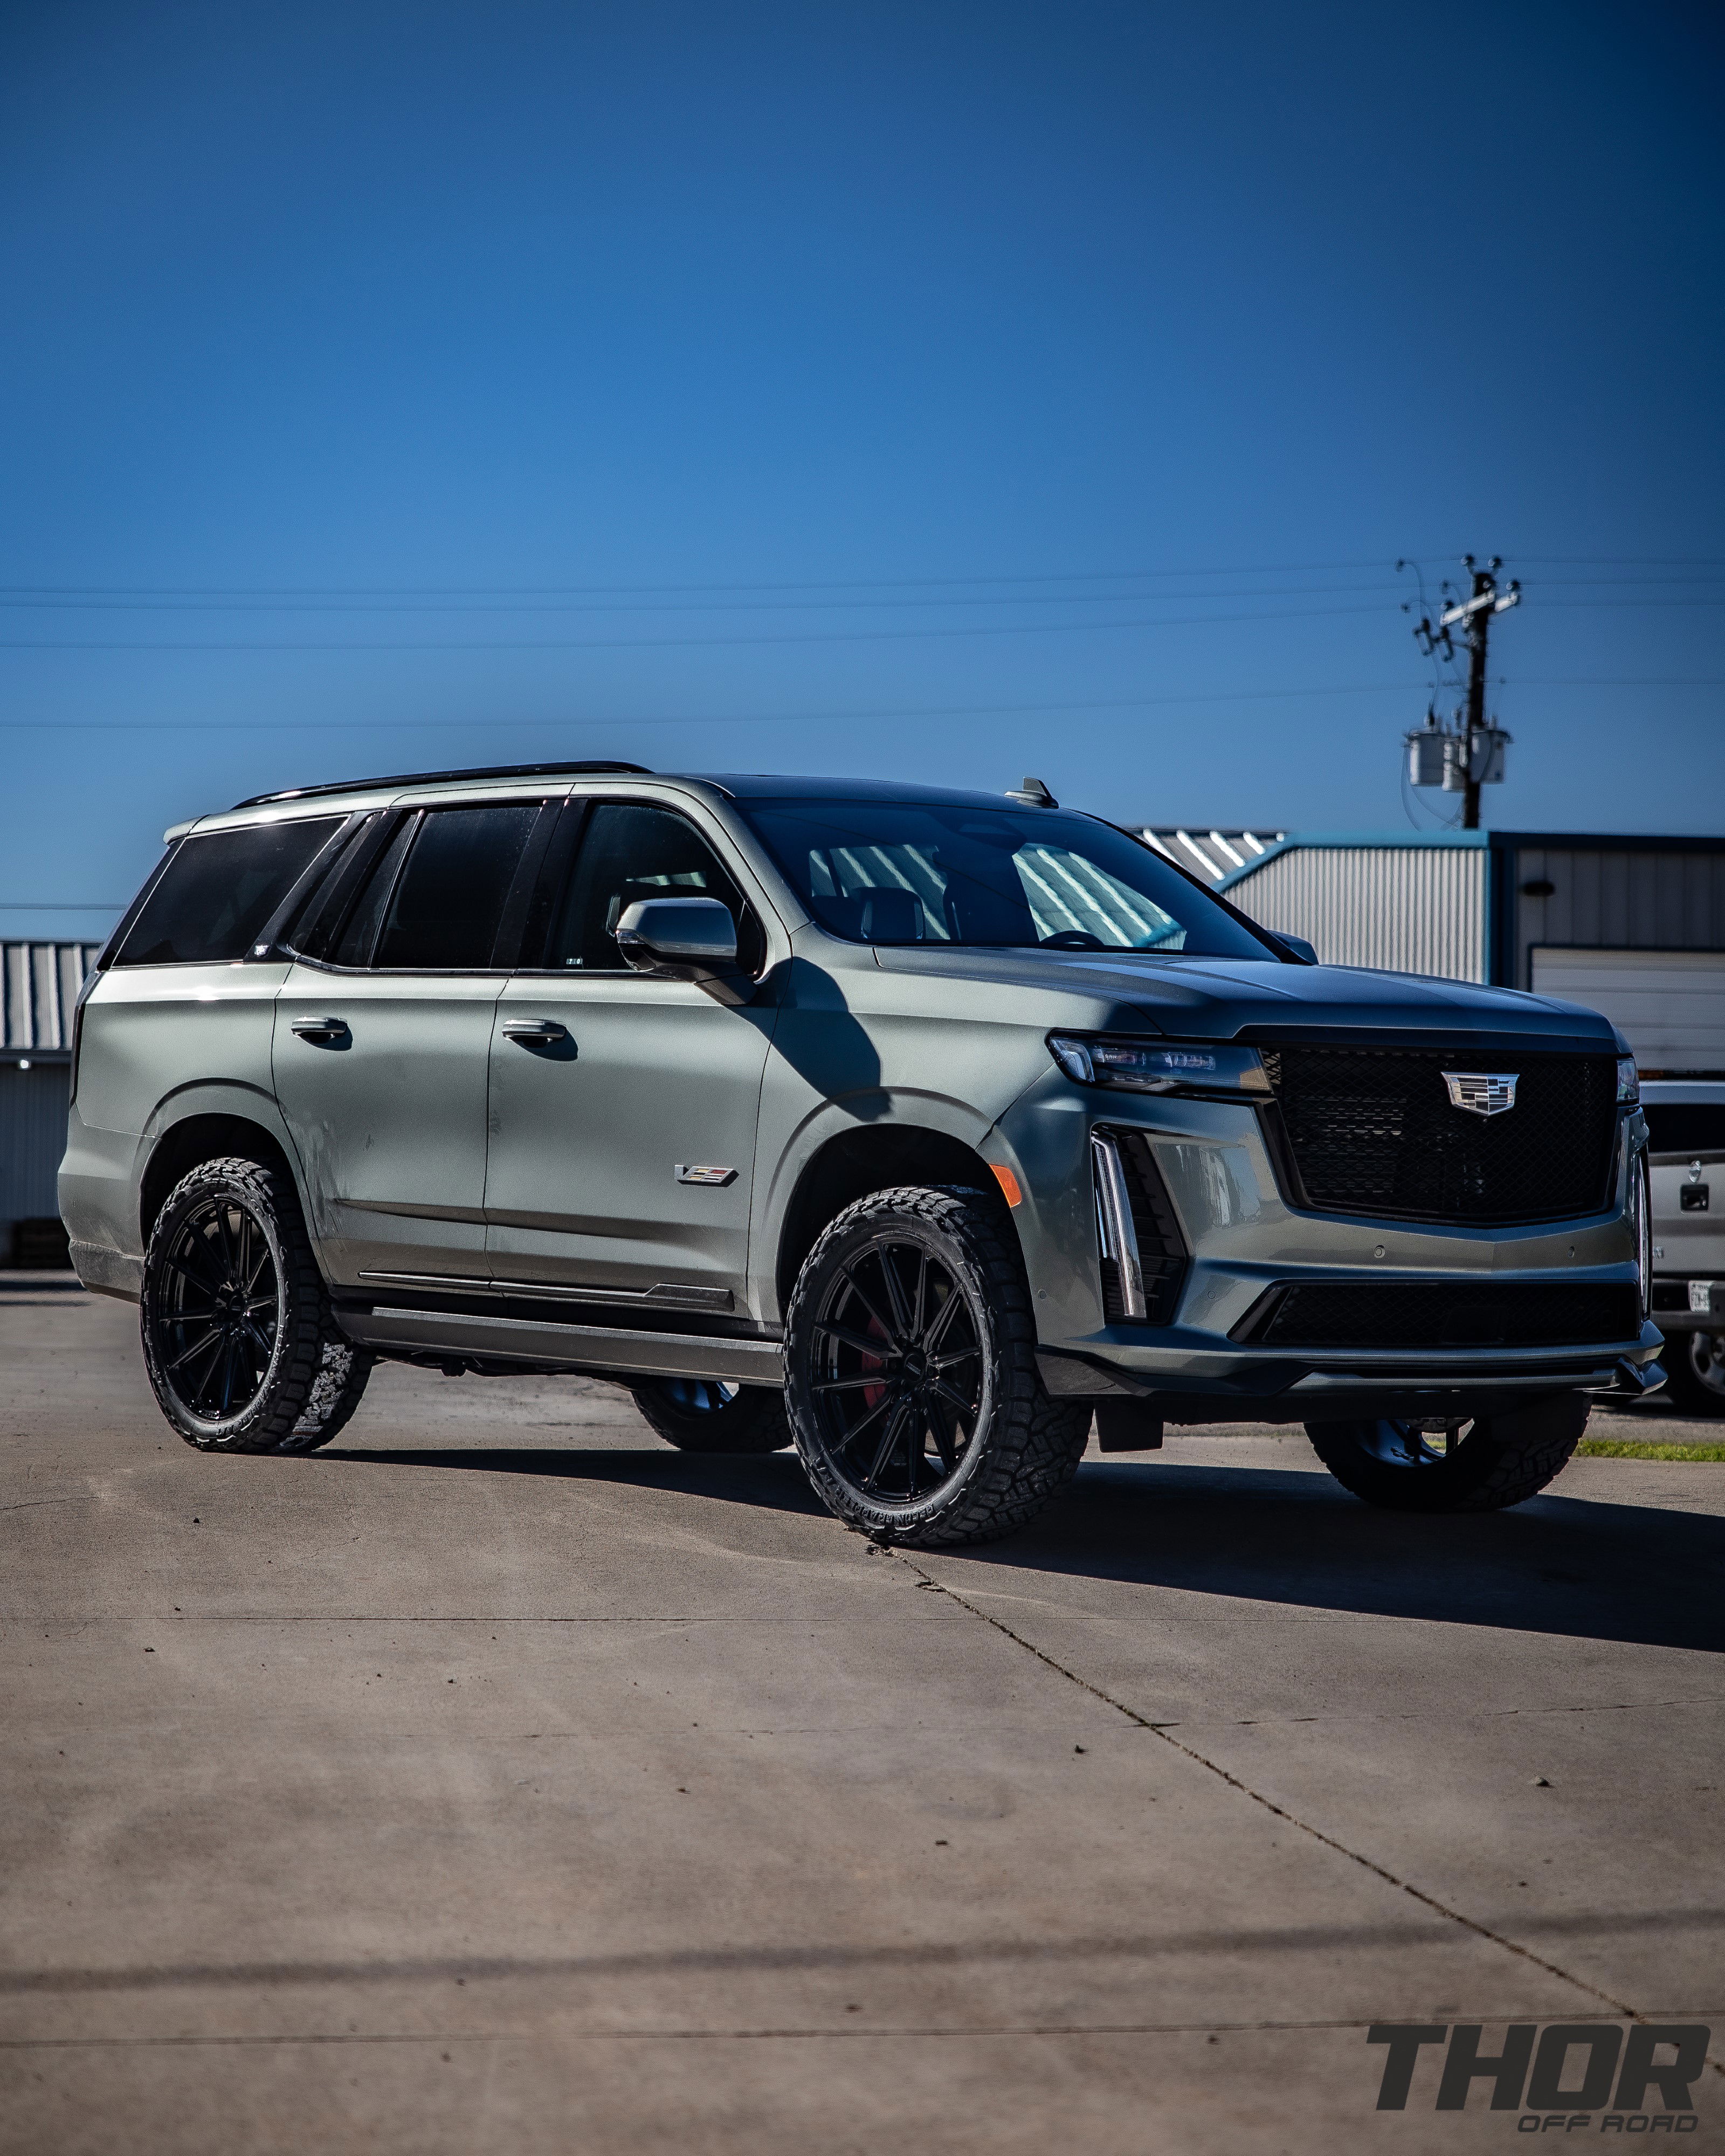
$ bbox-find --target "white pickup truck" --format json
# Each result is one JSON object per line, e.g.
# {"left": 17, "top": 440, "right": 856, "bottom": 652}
{"left": 1645, "top": 1079, "right": 1725, "bottom": 1413}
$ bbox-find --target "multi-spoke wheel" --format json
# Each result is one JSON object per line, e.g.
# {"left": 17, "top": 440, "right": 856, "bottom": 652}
{"left": 156, "top": 1192, "right": 281, "bottom": 1420}
{"left": 785, "top": 1185, "right": 1090, "bottom": 1547}
{"left": 1662, "top": 1332, "right": 1725, "bottom": 1419}
{"left": 140, "top": 1156, "right": 365, "bottom": 1453}
{"left": 1305, "top": 1392, "right": 1590, "bottom": 1511}
{"left": 630, "top": 1377, "right": 792, "bottom": 1453}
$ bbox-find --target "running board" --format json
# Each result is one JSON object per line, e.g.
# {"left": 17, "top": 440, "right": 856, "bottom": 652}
{"left": 337, "top": 1304, "right": 784, "bottom": 1385}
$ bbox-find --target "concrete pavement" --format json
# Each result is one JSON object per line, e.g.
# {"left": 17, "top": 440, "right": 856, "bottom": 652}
{"left": 2, "top": 1272, "right": 1721, "bottom": 2153}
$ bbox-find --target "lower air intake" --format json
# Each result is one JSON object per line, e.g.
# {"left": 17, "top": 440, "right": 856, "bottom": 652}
{"left": 1234, "top": 1281, "right": 1640, "bottom": 1351}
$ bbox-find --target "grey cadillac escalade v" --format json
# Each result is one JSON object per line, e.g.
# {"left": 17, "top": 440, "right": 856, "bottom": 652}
{"left": 61, "top": 760, "right": 1664, "bottom": 1545}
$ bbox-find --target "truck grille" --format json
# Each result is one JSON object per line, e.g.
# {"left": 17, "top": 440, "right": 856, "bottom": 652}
{"left": 1235, "top": 1280, "right": 1639, "bottom": 1351}
{"left": 1259, "top": 1047, "right": 1618, "bottom": 1224}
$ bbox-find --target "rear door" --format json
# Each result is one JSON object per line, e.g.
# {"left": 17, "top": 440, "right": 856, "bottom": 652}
{"left": 485, "top": 798, "right": 777, "bottom": 1311}
{"left": 272, "top": 798, "right": 551, "bottom": 1287}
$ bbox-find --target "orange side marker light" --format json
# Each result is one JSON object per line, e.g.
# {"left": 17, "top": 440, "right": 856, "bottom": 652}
{"left": 991, "top": 1164, "right": 1024, "bottom": 1208}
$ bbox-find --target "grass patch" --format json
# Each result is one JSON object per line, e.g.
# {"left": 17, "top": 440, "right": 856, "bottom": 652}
{"left": 1578, "top": 1438, "right": 1725, "bottom": 1462}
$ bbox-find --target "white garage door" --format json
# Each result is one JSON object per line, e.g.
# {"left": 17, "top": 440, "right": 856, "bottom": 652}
{"left": 1530, "top": 948, "right": 1725, "bottom": 1073}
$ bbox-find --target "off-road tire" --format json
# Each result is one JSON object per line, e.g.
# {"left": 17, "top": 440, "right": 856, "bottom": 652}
{"left": 140, "top": 1156, "right": 356, "bottom": 1454}
{"left": 1306, "top": 1392, "right": 1590, "bottom": 1512}
{"left": 630, "top": 1379, "right": 792, "bottom": 1453}
{"left": 282, "top": 1337, "right": 376, "bottom": 1452}
{"left": 784, "top": 1184, "right": 1091, "bottom": 1548}
{"left": 1660, "top": 1332, "right": 1725, "bottom": 1419}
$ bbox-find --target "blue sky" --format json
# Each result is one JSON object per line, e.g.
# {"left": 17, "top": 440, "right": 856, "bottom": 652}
{"left": 3, "top": 1, "right": 1722, "bottom": 938}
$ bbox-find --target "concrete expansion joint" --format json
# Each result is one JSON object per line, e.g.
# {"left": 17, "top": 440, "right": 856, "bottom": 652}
{"left": 878, "top": 1549, "right": 1725, "bottom": 2082}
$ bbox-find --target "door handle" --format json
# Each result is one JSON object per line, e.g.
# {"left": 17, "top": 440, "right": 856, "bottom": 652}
{"left": 501, "top": 1019, "right": 569, "bottom": 1042}
{"left": 290, "top": 1015, "right": 348, "bottom": 1041}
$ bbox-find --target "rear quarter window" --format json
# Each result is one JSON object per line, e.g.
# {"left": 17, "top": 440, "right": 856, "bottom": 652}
{"left": 113, "top": 819, "right": 343, "bottom": 966}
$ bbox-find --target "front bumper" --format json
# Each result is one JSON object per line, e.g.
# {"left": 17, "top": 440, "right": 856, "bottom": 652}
{"left": 1035, "top": 1330, "right": 1665, "bottom": 1423}
{"left": 997, "top": 1069, "right": 1660, "bottom": 1420}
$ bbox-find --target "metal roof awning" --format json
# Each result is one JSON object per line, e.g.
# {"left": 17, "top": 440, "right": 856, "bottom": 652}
{"left": 1138, "top": 828, "right": 1285, "bottom": 884}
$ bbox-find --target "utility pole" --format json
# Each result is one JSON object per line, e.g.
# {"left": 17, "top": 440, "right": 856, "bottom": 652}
{"left": 1405, "top": 555, "right": 1521, "bottom": 827}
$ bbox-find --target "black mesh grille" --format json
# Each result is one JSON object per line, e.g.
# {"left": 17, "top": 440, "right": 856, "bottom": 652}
{"left": 1237, "top": 1281, "right": 1639, "bottom": 1351}
{"left": 1260, "top": 1047, "right": 1618, "bottom": 1224}
{"left": 1099, "top": 1131, "right": 1188, "bottom": 1326}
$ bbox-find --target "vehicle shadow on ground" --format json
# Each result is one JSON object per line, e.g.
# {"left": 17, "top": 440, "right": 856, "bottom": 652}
{"left": 319, "top": 1445, "right": 832, "bottom": 1518}
{"left": 962, "top": 1459, "right": 1725, "bottom": 1656}
{"left": 323, "top": 1444, "right": 1724, "bottom": 1654}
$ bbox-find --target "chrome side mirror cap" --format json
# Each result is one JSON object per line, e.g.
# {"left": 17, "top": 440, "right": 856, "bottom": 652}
{"left": 615, "top": 896, "right": 741, "bottom": 984}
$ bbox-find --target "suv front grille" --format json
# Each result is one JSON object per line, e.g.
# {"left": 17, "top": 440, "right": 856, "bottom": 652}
{"left": 1235, "top": 1280, "right": 1639, "bottom": 1351}
{"left": 1260, "top": 1047, "right": 1618, "bottom": 1224}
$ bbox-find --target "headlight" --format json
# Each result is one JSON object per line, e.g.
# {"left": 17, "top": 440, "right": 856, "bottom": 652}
{"left": 1616, "top": 1055, "right": 1638, "bottom": 1104}
{"left": 1047, "top": 1034, "right": 1270, "bottom": 1095}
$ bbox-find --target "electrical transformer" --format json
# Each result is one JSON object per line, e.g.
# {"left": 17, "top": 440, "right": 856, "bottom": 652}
{"left": 1406, "top": 724, "right": 1509, "bottom": 789}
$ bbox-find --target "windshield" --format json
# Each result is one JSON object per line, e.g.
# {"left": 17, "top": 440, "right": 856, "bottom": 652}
{"left": 737, "top": 799, "right": 1280, "bottom": 957}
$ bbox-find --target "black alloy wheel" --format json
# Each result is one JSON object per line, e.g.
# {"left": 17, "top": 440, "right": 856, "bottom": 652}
{"left": 807, "top": 1236, "right": 982, "bottom": 1501}
{"left": 155, "top": 1195, "right": 282, "bottom": 1421}
{"left": 140, "top": 1156, "right": 363, "bottom": 1453}
{"left": 629, "top": 1377, "right": 792, "bottom": 1453}
{"left": 1305, "top": 1391, "right": 1591, "bottom": 1511}
{"left": 785, "top": 1185, "right": 1091, "bottom": 1547}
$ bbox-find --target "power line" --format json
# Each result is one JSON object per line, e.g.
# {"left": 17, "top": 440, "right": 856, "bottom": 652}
{"left": 0, "top": 600, "right": 1396, "bottom": 653}
{"left": 0, "top": 580, "right": 1409, "bottom": 616}
{"left": 0, "top": 675, "right": 1716, "bottom": 733}
{"left": 2, "top": 575, "right": 1720, "bottom": 618}
{"left": 0, "top": 682, "right": 1423, "bottom": 731}
{"left": 9, "top": 593, "right": 1721, "bottom": 654}
{"left": 0, "top": 559, "right": 1408, "bottom": 599}
{"left": 0, "top": 554, "right": 1718, "bottom": 603}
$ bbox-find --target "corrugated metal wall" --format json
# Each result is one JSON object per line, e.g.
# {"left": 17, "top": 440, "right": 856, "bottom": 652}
{"left": 1, "top": 944, "right": 100, "bottom": 1256}
{"left": 1225, "top": 846, "right": 1487, "bottom": 980}
{"left": 2, "top": 942, "right": 102, "bottom": 1052}
{"left": 0, "top": 1062, "right": 72, "bottom": 1233}
{"left": 1511, "top": 847, "right": 1725, "bottom": 990}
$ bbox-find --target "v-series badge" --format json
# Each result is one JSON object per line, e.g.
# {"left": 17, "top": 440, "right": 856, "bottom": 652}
{"left": 676, "top": 1164, "right": 738, "bottom": 1186}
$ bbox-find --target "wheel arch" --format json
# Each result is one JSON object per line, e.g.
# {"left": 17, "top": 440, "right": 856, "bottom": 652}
{"left": 138, "top": 1095, "right": 305, "bottom": 1248}
{"left": 772, "top": 1122, "right": 1013, "bottom": 1311}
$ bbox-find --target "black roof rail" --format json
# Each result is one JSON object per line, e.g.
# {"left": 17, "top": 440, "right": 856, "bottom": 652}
{"left": 230, "top": 759, "right": 655, "bottom": 811}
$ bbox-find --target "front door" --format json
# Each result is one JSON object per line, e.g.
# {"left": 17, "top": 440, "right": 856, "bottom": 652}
{"left": 273, "top": 799, "right": 544, "bottom": 1287}
{"left": 485, "top": 800, "right": 776, "bottom": 1310}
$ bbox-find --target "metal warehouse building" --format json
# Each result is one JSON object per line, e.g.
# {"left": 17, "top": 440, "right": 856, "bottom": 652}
{"left": 2, "top": 942, "right": 101, "bottom": 1265}
{"left": 1175, "top": 829, "right": 1725, "bottom": 1075}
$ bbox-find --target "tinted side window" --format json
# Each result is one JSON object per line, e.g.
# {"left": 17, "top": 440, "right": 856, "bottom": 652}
{"left": 327, "top": 814, "right": 419, "bottom": 968}
{"left": 114, "top": 819, "right": 342, "bottom": 966}
{"left": 372, "top": 805, "right": 540, "bottom": 971}
{"left": 544, "top": 804, "right": 755, "bottom": 972}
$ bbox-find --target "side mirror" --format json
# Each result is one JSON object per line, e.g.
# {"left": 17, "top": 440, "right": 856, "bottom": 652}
{"left": 615, "top": 896, "right": 742, "bottom": 984}
{"left": 1272, "top": 930, "right": 1319, "bottom": 965}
